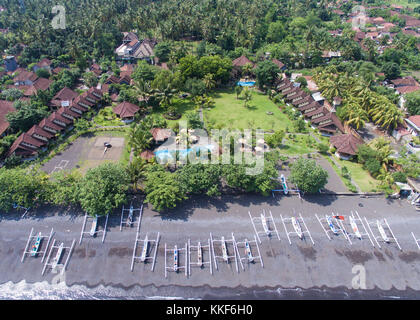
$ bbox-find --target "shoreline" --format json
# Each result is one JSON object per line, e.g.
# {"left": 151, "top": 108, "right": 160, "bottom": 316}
{"left": 2, "top": 279, "right": 420, "bottom": 300}
{"left": 1, "top": 194, "right": 420, "bottom": 299}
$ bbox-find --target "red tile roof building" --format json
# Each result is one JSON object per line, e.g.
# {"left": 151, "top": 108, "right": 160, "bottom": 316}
{"left": 113, "top": 101, "right": 140, "bottom": 119}
{"left": 0, "top": 100, "right": 15, "bottom": 136}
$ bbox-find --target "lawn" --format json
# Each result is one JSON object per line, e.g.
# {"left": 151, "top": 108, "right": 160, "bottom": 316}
{"left": 204, "top": 88, "right": 292, "bottom": 131}
{"left": 278, "top": 134, "right": 318, "bottom": 155}
{"left": 388, "top": 0, "right": 419, "bottom": 9}
{"left": 93, "top": 106, "right": 125, "bottom": 127}
{"left": 335, "top": 158, "right": 380, "bottom": 192}
{"left": 153, "top": 97, "right": 196, "bottom": 128}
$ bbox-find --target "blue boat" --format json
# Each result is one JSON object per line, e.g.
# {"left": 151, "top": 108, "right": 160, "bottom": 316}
{"left": 280, "top": 174, "right": 289, "bottom": 195}
{"left": 31, "top": 233, "right": 42, "bottom": 257}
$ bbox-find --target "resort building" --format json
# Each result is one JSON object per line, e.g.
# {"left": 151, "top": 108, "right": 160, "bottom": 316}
{"left": 113, "top": 101, "right": 140, "bottom": 123}
{"left": 330, "top": 133, "right": 364, "bottom": 160}
{"left": 115, "top": 32, "right": 157, "bottom": 63}
{"left": 405, "top": 115, "right": 420, "bottom": 137}
{"left": 0, "top": 100, "right": 15, "bottom": 137}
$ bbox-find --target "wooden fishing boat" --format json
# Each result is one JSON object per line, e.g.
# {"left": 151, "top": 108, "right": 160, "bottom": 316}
{"left": 52, "top": 243, "right": 64, "bottom": 269}
{"left": 245, "top": 240, "right": 254, "bottom": 262}
{"left": 292, "top": 217, "right": 303, "bottom": 239}
{"left": 173, "top": 245, "right": 178, "bottom": 271}
{"left": 31, "top": 233, "right": 42, "bottom": 257}
{"left": 90, "top": 216, "right": 98, "bottom": 236}
{"left": 221, "top": 237, "right": 228, "bottom": 262}
{"left": 349, "top": 216, "right": 361, "bottom": 239}
{"left": 197, "top": 242, "right": 203, "bottom": 267}
{"left": 326, "top": 215, "right": 339, "bottom": 234}
{"left": 261, "top": 213, "right": 270, "bottom": 235}
{"left": 377, "top": 220, "right": 389, "bottom": 242}
{"left": 141, "top": 234, "right": 149, "bottom": 262}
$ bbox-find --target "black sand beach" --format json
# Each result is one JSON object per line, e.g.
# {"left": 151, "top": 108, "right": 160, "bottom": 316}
{"left": 1, "top": 194, "right": 420, "bottom": 299}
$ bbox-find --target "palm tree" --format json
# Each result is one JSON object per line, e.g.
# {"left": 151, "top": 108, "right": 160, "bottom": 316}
{"left": 346, "top": 105, "right": 369, "bottom": 130}
{"left": 243, "top": 88, "right": 252, "bottom": 108}
{"left": 152, "top": 85, "right": 177, "bottom": 111}
{"left": 128, "top": 125, "right": 153, "bottom": 155}
{"left": 203, "top": 73, "right": 216, "bottom": 93}
{"left": 126, "top": 157, "right": 148, "bottom": 190}
{"left": 242, "top": 63, "right": 254, "bottom": 78}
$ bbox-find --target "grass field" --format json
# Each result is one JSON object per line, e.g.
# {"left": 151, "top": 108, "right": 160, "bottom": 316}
{"left": 388, "top": 0, "right": 419, "bottom": 9}
{"left": 335, "top": 158, "right": 380, "bottom": 192}
{"left": 205, "top": 89, "right": 292, "bottom": 131}
{"left": 93, "top": 106, "right": 125, "bottom": 127}
{"left": 279, "top": 134, "right": 318, "bottom": 155}
{"left": 153, "top": 97, "right": 196, "bottom": 128}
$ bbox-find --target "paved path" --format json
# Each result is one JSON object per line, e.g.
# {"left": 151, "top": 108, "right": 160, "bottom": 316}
{"left": 309, "top": 132, "right": 362, "bottom": 193}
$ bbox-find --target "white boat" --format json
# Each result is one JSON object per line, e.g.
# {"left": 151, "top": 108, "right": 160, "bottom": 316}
{"left": 221, "top": 237, "right": 228, "bottom": 262}
{"left": 140, "top": 235, "right": 149, "bottom": 262}
{"left": 245, "top": 240, "right": 254, "bottom": 263}
{"left": 127, "top": 205, "right": 134, "bottom": 226}
{"left": 349, "top": 216, "right": 361, "bottom": 239}
{"left": 173, "top": 245, "right": 178, "bottom": 271}
{"left": 281, "top": 174, "right": 289, "bottom": 195}
{"left": 90, "top": 216, "right": 98, "bottom": 236}
{"left": 31, "top": 233, "right": 42, "bottom": 257}
{"left": 261, "top": 213, "right": 270, "bottom": 235}
{"left": 292, "top": 217, "right": 303, "bottom": 239}
{"left": 326, "top": 215, "right": 339, "bottom": 234}
{"left": 52, "top": 243, "right": 64, "bottom": 269}
{"left": 197, "top": 242, "right": 203, "bottom": 267}
{"left": 377, "top": 220, "right": 389, "bottom": 242}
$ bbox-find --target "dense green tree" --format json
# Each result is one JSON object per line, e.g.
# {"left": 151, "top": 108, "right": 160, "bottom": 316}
{"left": 144, "top": 166, "right": 187, "bottom": 212}
{"left": 77, "top": 163, "right": 129, "bottom": 216}
{"left": 289, "top": 157, "right": 328, "bottom": 193}
{"left": 6, "top": 100, "right": 49, "bottom": 132}
{"left": 0, "top": 167, "right": 48, "bottom": 212}
{"left": 405, "top": 91, "right": 420, "bottom": 116}
{"left": 255, "top": 60, "right": 280, "bottom": 90}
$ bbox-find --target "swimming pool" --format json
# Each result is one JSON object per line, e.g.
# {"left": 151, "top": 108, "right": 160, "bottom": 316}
{"left": 154, "top": 145, "right": 215, "bottom": 162}
{"left": 237, "top": 81, "right": 256, "bottom": 87}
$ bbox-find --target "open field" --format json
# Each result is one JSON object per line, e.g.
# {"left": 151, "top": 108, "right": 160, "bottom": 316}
{"left": 41, "top": 131, "right": 129, "bottom": 175}
{"left": 205, "top": 89, "right": 291, "bottom": 131}
{"left": 335, "top": 158, "right": 381, "bottom": 193}
{"left": 1, "top": 194, "right": 420, "bottom": 299}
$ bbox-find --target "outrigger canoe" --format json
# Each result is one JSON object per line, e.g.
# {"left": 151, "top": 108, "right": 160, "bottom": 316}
{"left": 326, "top": 215, "right": 339, "bottom": 234}
{"left": 173, "top": 245, "right": 178, "bottom": 271}
{"left": 349, "top": 216, "right": 361, "bottom": 239}
{"left": 292, "top": 217, "right": 303, "bottom": 239}
{"left": 31, "top": 233, "right": 42, "bottom": 257}
{"left": 197, "top": 242, "right": 203, "bottom": 267}
{"left": 90, "top": 216, "right": 98, "bottom": 236}
{"left": 280, "top": 174, "right": 289, "bottom": 195}
{"left": 261, "top": 214, "right": 270, "bottom": 235}
{"left": 221, "top": 237, "right": 228, "bottom": 262}
{"left": 377, "top": 220, "right": 389, "bottom": 242}
{"left": 140, "top": 235, "right": 148, "bottom": 262}
{"left": 127, "top": 205, "right": 134, "bottom": 226}
{"left": 245, "top": 240, "right": 254, "bottom": 263}
{"left": 52, "top": 243, "right": 64, "bottom": 269}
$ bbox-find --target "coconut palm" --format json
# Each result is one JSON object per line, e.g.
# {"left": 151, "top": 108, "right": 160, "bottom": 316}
{"left": 203, "top": 73, "right": 216, "bottom": 92}
{"left": 128, "top": 125, "right": 153, "bottom": 155}
{"left": 126, "top": 157, "right": 148, "bottom": 190}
